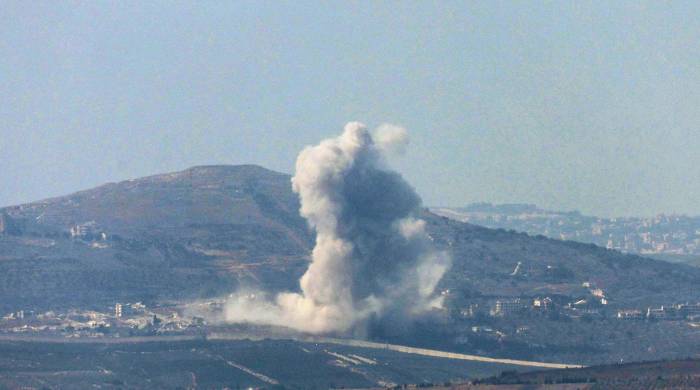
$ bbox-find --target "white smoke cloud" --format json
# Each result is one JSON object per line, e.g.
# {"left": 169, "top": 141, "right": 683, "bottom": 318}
{"left": 374, "top": 123, "right": 409, "bottom": 155}
{"left": 224, "top": 122, "right": 450, "bottom": 334}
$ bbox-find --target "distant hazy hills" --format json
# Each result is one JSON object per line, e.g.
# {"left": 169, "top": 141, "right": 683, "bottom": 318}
{"left": 2, "top": 165, "right": 700, "bottom": 314}
{"left": 432, "top": 203, "right": 700, "bottom": 265}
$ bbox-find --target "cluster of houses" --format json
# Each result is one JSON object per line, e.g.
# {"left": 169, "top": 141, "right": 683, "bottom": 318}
{"left": 458, "top": 277, "right": 700, "bottom": 324}
{"left": 69, "top": 221, "right": 107, "bottom": 240}
{"left": 459, "top": 296, "right": 559, "bottom": 318}
{"left": 0, "top": 301, "right": 208, "bottom": 338}
{"left": 616, "top": 303, "right": 700, "bottom": 321}
{"left": 2, "top": 310, "right": 26, "bottom": 320}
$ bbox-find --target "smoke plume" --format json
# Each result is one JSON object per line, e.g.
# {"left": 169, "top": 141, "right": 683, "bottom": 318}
{"left": 225, "top": 122, "right": 450, "bottom": 334}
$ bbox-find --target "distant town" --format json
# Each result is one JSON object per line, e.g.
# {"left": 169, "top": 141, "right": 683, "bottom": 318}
{"left": 432, "top": 203, "right": 700, "bottom": 261}
{"left": 0, "top": 301, "right": 211, "bottom": 339}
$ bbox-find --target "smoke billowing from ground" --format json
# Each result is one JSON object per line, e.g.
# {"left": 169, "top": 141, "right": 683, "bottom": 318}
{"left": 225, "top": 122, "right": 450, "bottom": 334}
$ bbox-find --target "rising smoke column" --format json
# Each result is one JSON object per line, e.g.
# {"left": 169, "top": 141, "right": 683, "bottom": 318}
{"left": 225, "top": 122, "right": 450, "bottom": 334}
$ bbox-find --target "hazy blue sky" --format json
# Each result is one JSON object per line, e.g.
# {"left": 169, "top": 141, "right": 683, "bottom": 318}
{"left": 2, "top": 1, "right": 699, "bottom": 217}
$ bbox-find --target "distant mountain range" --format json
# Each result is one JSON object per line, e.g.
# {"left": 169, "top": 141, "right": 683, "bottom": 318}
{"left": 432, "top": 203, "right": 700, "bottom": 264}
{"left": 4, "top": 166, "right": 700, "bottom": 364}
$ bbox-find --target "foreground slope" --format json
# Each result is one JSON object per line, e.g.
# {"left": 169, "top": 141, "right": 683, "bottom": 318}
{"left": 467, "top": 358, "right": 700, "bottom": 389}
{"left": 0, "top": 338, "right": 525, "bottom": 389}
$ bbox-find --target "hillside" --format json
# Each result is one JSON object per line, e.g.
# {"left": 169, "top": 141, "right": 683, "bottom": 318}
{"left": 0, "top": 165, "right": 314, "bottom": 312}
{"left": 426, "top": 215, "right": 700, "bottom": 307}
{"left": 3, "top": 165, "right": 700, "bottom": 364}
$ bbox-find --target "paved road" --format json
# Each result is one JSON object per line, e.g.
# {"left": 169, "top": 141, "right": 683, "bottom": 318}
{"left": 324, "top": 338, "right": 583, "bottom": 369}
{"left": 0, "top": 332, "right": 584, "bottom": 369}
{"left": 208, "top": 333, "right": 585, "bottom": 369}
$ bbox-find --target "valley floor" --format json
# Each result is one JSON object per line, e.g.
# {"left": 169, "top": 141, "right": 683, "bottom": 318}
{"left": 0, "top": 336, "right": 538, "bottom": 389}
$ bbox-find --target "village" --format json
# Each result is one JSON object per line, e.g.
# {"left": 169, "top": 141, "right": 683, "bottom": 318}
{"left": 3, "top": 287, "right": 700, "bottom": 345}
{"left": 0, "top": 301, "right": 211, "bottom": 339}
